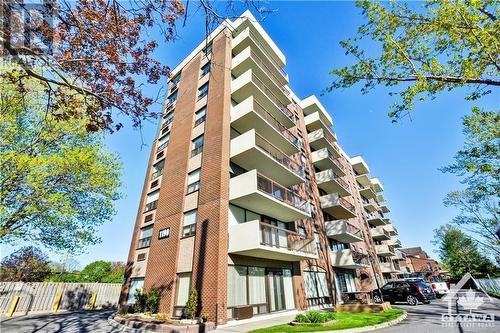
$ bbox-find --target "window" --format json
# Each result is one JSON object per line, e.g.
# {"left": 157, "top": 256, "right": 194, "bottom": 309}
{"left": 198, "top": 82, "right": 209, "bottom": 100}
{"left": 227, "top": 266, "right": 247, "bottom": 307}
{"left": 137, "top": 225, "right": 153, "bottom": 249}
{"left": 194, "top": 107, "right": 207, "bottom": 127}
{"left": 203, "top": 43, "right": 212, "bottom": 56}
{"left": 336, "top": 272, "right": 356, "bottom": 293}
{"left": 298, "top": 226, "right": 306, "bottom": 237}
{"left": 167, "top": 90, "right": 178, "bottom": 103}
{"left": 137, "top": 253, "right": 146, "bottom": 261}
{"left": 144, "top": 214, "right": 153, "bottom": 223}
{"left": 175, "top": 273, "right": 191, "bottom": 306}
{"left": 144, "top": 190, "right": 160, "bottom": 212}
{"left": 200, "top": 62, "right": 211, "bottom": 77}
{"left": 329, "top": 239, "right": 349, "bottom": 251}
{"left": 170, "top": 74, "right": 181, "bottom": 87}
{"left": 162, "top": 111, "right": 174, "bottom": 129}
{"left": 157, "top": 133, "right": 170, "bottom": 152}
{"left": 186, "top": 169, "right": 201, "bottom": 194}
{"left": 152, "top": 160, "right": 164, "bottom": 179}
{"left": 182, "top": 210, "right": 197, "bottom": 237}
{"left": 191, "top": 135, "right": 204, "bottom": 157}
{"left": 127, "top": 278, "right": 144, "bottom": 304}
{"left": 314, "top": 233, "right": 321, "bottom": 250}
{"left": 248, "top": 267, "right": 266, "bottom": 305}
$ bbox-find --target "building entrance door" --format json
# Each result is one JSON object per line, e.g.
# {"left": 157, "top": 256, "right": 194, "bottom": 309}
{"left": 268, "top": 269, "right": 286, "bottom": 312}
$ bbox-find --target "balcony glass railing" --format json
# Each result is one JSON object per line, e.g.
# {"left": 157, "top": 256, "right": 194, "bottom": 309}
{"left": 255, "top": 132, "right": 304, "bottom": 178}
{"left": 137, "top": 236, "right": 152, "bottom": 249}
{"left": 251, "top": 73, "right": 296, "bottom": 124}
{"left": 247, "top": 29, "right": 287, "bottom": 77}
{"left": 256, "top": 173, "right": 310, "bottom": 213}
{"left": 249, "top": 49, "right": 289, "bottom": 96}
{"left": 260, "top": 222, "right": 316, "bottom": 255}
{"left": 252, "top": 100, "right": 300, "bottom": 149}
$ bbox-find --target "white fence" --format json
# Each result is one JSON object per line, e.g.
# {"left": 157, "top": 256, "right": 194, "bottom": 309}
{"left": 476, "top": 278, "right": 500, "bottom": 294}
{"left": 0, "top": 282, "right": 122, "bottom": 315}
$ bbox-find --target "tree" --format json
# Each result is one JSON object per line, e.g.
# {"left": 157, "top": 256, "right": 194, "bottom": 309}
{"left": 0, "top": 246, "right": 51, "bottom": 282}
{"left": 441, "top": 107, "right": 499, "bottom": 261}
{"left": 185, "top": 288, "right": 198, "bottom": 320}
{"left": 0, "top": 73, "right": 122, "bottom": 253}
{"left": 328, "top": 0, "right": 499, "bottom": 120}
{"left": 102, "top": 262, "right": 126, "bottom": 283}
{"left": 1, "top": 0, "right": 270, "bottom": 131}
{"left": 79, "top": 261, "right": 113, "bottom": 282}
{"left": 432, "top": 225, "right": 499, "bottom": 279}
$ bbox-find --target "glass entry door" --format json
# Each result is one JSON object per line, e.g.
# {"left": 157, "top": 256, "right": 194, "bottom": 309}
{"left": 268, "top": 269, "right": 286, "bottom": 312}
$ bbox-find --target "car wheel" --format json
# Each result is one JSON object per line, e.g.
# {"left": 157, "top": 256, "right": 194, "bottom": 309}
{"left": 373, "top": 295, "right": 382, "bottom": 304}
{"left": 407, "top": 295, "right": 418, "bottom": 306}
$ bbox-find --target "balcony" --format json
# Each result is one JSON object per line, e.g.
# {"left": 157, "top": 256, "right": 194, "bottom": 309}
{"left": 330, "top": 248, "right": 370, "bottom": 269}
{"left": 370, "top": 178, "right": 384, "bottom": 192}
{"left": 228, "top": 220, "right": 317, "bottom": 261}
{"left": 388, "top": 239, "right": 402, "bottom": 248}
{"left": 311, "top": 148, "right": 345, "bottom": 176}
{"left": 384, "top": 224, "right": 398, "bottom": 236}
{"left": 232, "top": 46, "right": 290, "bottom": 103}
{"left": 231, "top": 96, "right": 300, "bottom": 155}
{"left": 379, "top": 204, "right": 390, "bottom": 213}
{"left": 359, "top": 186, "right": 377, "bottom": 200}
{"left": 232, "top": 26, "right": 287, "bottom": 84}
{"left": 315, "top": 170, "right": 351, "bottom": 197}
{"left": 325, "top": 220, "right": 363, "bottom": 243}
{"left": 367, "top": 213, "right": 387, "bottom": 226}
{"left": 356, "top": 174, "right": 371, "bottom": 188}
{"left": 370, "top": 227, "right": 391, "bottom": 240}
{"left": 230, "top": 129, "right": 305, "bottom": 186}
{"left": 375, "top": 244, "right": 396, "bottom": 256}
{"left": 320, "top": 194, "right": 356, "bottom": 219}
{"left": 308, "top": 129, "right": 340, "bottom": 157}
{"left": 304, "top": 112, "right": 336, "bottom": 140}
{"left": 230, "top": 170, "right": 311, "bottom": 221}
{"left": 363, "top": 200, "right": 378, "bottom": 213}
{"left": 380, "top": 262, "right": 399, "bottom": 273}
{"left": 232, "top": 69, "right": 295, "bottom": 127}
{"left": 350, "top": 156, "right": 369, "bottom": 175}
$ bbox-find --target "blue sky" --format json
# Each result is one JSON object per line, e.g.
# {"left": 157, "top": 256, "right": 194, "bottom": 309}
{"left": 2, "top": 1, "right": 498, "bottom": 268}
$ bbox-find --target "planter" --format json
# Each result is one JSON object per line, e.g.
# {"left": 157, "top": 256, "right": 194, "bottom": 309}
{"left": 290, "top": 319, "right": 337, "bottom": 326}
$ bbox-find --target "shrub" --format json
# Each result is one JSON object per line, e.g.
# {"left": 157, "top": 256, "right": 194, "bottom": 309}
{"left": 133, "top": 288, "right": 147, "bottom": 313}
{"left": 294, "top": 311, "right": 336, "bottom": 323}
{"left": 146, "top": 288, "right": 161, "bottom": 314}
{"left": 185, "top": 288, "right": 198, "bottom": 319}
{"left": 156, "top": 313, "right": 170, "bottom": 321}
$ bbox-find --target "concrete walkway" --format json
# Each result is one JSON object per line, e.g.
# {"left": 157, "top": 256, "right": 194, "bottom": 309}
{"left": 213, "top": 311, "right": 297, "bottom": 333}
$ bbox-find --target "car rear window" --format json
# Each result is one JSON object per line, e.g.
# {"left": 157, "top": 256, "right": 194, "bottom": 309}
{"left": 414, "top": 281, "right": 429, "bottom": 288}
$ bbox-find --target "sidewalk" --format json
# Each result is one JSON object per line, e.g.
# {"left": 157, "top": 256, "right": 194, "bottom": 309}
{"left": 213, "top": 311, "right": 297, "bottom": 333}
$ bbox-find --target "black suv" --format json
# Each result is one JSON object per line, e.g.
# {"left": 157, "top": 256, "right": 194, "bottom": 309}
{"left": 372, "top": 280, "right": 436, "bottom": 305}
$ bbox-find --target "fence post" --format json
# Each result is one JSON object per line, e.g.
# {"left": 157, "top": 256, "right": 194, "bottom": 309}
{"left": 7, "top": 296, "right": 20, "bottom": 317}
{"left": 53, "top": 290, "right": 63, "bottom": 312}
{"left": 88, "top": 292, "right": 97, "bottom": 310}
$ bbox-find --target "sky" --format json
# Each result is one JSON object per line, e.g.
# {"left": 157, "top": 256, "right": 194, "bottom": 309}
{"left": 2, "top": 1, "right": 499, "bottom": 269}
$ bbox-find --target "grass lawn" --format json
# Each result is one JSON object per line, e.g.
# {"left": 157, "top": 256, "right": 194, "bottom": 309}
{"left": 248, "top": 308, "right": 405, "bottom": 333}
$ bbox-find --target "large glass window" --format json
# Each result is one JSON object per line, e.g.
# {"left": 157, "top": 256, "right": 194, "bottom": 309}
{"left": 186, "top": 169, "right": 201, "bottom": 194}
{"left": 248, "top": 267, "right": 266, "bottom": 305}
{"left": 198, "top": 82, "right": 209, "bottom": 99}
{"left": 137, "top": 225, "right": 153, "bottom": 249}
{"left": 229, "top": 204, "right": 245, "bottom": 225}
{"left": 145, "top": 190, "right": 160, "bottom": 212}
{"left": 191, "top": 135, "right": 204, "bottom": 157}
{"left": 168, "top": 90, "right": 178, "bottom": 103}
{"left": 227, "top": 266, "right": 247, "bottom": 307}
{"left": 175, "top": 273, "right": 191, "bottom": 306}
{"left": 182, "top": 210, "right": 197, "bottom": 237}
{"left": 127, "top": 278, "right": 144, "bottom": 304}
{"left": 200, "top": 63, "right": 211, "bottom": 77}
{"left": 194, "top": 107, "right": 207, "bottom": 127}
{"left": 157, "top": 133, "right": 170, "bottom": 152}
{"left": 162, "top": 111, "right": 174, "bottom": 128}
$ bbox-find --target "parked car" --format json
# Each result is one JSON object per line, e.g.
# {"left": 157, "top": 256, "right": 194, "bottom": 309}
{"left": 372, "top": 280, "right": 436, "bottom": 305}
{"left": 428, "top": 279, "right": 449, "bottom": 298}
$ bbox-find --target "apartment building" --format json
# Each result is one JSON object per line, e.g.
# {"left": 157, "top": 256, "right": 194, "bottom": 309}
{"left": 121, "top": 11, "right": 402, "bottom": 325}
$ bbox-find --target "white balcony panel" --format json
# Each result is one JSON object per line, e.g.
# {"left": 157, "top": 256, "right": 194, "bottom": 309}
{"left": 379, "top": 204, "right": 390, "bottom": 213}
{"left": 387, "top": 239, "right": 402, "bottom": 248}
{"left": 359, "top": 186, "right": 377, "bottom": 200}
{"left": 370, "top": 227, "right": 391, "bottom": 240}
{"left": 375, "top": 244, "right": 396, "bottom": 256}
{"left": 308, "top": 129, "right": 340, "bottom": 157}
{"left": 230, "top": 129, "right": 304, "bottom": 186}
{"left": 311, "top": 148, "right": 346, "bottom": 176}
{"left": 325, "top": 220, "right": 363, "bottom": 243}
{"left": 304, "top": 112, "right": 335, "bottom": 138}
{"left": 367, "top": 215, "right": 387, "bottom": 226}
{"left": 384, "top": 224, "right": 398, "bottom": 236}
{"left": 320, "top": 194, "right": 356, "bottom": 219}
{"left": 232, "top": 69, "right": 295, "bottom": 128}
{"left": 231, "top": 96, "right": 299, "bottom": 155}
{"left": 229, "top": 170, "right": 311, "bottom": 222}
{"left": 316, "top": 170, "right": 350, "bottom": 197}
{"left": 330, "top": 249, "right": 369, "bottom": 269}
{"left": 228, "top": 220, "right": 318, "bottom": 261}
{"left": 350, "top": 156, "right": 370, "bottom": 175}
{"left": 380, "top": 262, "right": 399, "bottom": 273}
{"left": 356, "top": 174, "right": 371, "bottom": 187}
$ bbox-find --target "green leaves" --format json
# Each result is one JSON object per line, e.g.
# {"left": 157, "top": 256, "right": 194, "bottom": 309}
{"left": 329, "top": 0, "right": 500, "bottom": 120}
{"left": 0, "top": 72, "right": 122, "bottom": 253}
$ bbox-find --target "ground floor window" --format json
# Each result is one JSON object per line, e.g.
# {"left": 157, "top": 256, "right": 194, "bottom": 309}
{"left": 304, "top": 269, "right": 331, "bottom": 306}
{"left": 175, "top": 273, "right": 192, "bottom": 307}
{"left": 336, "top": 272, "right": 357, "bottom": 293}
{"left": 127, "top": 277, "right": 144, "bottom": 304}
{"left": 227, "top": 265, "right": 294, "bottom": 319}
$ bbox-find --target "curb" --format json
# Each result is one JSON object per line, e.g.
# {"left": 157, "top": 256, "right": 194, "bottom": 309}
{"left": 320, "top": 311, "right": 407, "bottom": 333}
